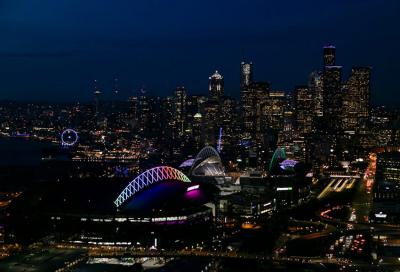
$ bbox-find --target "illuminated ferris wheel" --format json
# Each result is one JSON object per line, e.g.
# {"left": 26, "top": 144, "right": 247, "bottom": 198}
{"left": 61, "top": 129, "right": 79, "bottom": 146}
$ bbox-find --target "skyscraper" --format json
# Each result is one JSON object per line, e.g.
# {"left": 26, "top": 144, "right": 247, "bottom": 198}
{"left": 308, "top": 71, "right": 324, "bottom": 118}
{"left": 209, "top": 70, "right": 224, "bottom": 99}
{"left": 350, "top": 67, "right": 371, "bottom": 119}
{"left": 220, "top": 96, "right": 236, "bottom": 148}
{"left": 174, "top": 86, "right": 187, "bottom": 137}
{"left": 241, "top": 81, "right": 269, "bottom": 138}
{"left": 240, "top": 61, "right": 253, "bottom": 89}
{"left": 323, "top": 45, "right": 336, "bottom": 66}
{"left": 240, "top": 61, "right": 254, "bottom": 137}
{"left": 323, "top": 65, "right": 343, "bottom": 132}
{"left": 294, "top": 86, "right": 314, "bottom": 134}
{"left": 265, "top": 91, "right": 286, "bottom": 131}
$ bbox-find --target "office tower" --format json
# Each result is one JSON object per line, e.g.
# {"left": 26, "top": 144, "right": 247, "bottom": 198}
{"left": 220, "top": 96, "right": 236, "bottom": 148}
{"left": 128, "top": 96, "right": 138, "bottom": 128}
{"left": 186, "top": 95, "right": 206, "bottom": 149}
{"left": 240, "top": 61, "right": 254, "bottom": 137}
{"left": 203, "top": 99, "right": 220, "bottom": 146}
{"left": 160, "top": 96, "right": 175, "bottom": 139}
{"left": 342, "top": 67, "right": 372, "bottom": 131}
{"left": 323, "top": 65, "right": 343, "bottom": 131}
{"left": 265, "top": 91, "right": 286, "bottom": 131}
{"left": 281, "top": 109, "right": 294, "bottom": 143}
{"left": 209, "top": 70, "right": 224, "bottom": 99}
{"left": 309, "top": 71, "right": 324, "bottom": 118}
{"left": 294, "top": 86, "right": 314, "bottom": 134}
{"left": 323, "top": 45, "right": 336, "bottom": 66}
{"left": 173, "top": 86, "right": 187, "bottom": 137}
{"left": 240, "top": 61, "right": 253, "bottom": 89}
{"left": 137, "top": 94, "right": 161, "bottom": 137}
{"left": 242, "top": 81, "right": 269, "bottom": 137}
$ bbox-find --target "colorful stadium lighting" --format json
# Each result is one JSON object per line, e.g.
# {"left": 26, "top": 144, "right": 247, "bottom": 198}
{"left": 187, "top": 185, "right": 200, "bottom": 192}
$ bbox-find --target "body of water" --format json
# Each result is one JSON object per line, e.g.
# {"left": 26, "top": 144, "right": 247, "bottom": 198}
{"left": 0, "top": 137, "right": 52, "bottom": 166}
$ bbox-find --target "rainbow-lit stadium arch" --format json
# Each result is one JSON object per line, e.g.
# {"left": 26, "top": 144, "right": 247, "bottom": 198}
{"left": 114, "top": 166, "right": 191, "bottom": 208}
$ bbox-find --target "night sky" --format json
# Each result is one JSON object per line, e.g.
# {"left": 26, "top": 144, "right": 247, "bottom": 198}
{"left": 0, "top": 0, "right": 399, "bottom": 106}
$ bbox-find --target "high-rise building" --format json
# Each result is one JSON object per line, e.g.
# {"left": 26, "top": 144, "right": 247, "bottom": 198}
{"left": 160, "top": 96, "right": 175, "bottom": 139}
{"left": 209, "top": 70, "right": 224, "bottom": 99}
{"left": 294, "top": 86, "right": 314, "bottom": 134}
{"left": 323, "top": 65, "right": 343, "bottom": 132}
{"left": 240, "top": 62, "right": 253, "bottom": 89}
{"left": 137, "top": 94, "right": 161, "bottom": 137}
{"left": 128, "top": 96, "right": 138, "bottom": 128}
{"left": 203, "top": 99, "right": 220, "bottom": 146}
{"left": 220, "top": 96, "right": 236, "bottom": 148}
{"left": 186, "top": 95, "right": 206, "bottom": 149}
{"left": 240, "top": 61, "right": 254, "bottom": 138}
{"left": 342, "top": 67, "right": 372, "bottom": 131}
{"left": 323, "top": 45, "right": 336, "bottom": 66}
{"left": 308, "top": 71, "right": 324, "bottom": 118}
{"left": 242, "top": 81, "right": 269, "bottom": 138}
{"left": 174, "top": 86, "right": 187, "bottom": 137}
{"left": 265, "top": 91, "right": 286, "bottom": 131}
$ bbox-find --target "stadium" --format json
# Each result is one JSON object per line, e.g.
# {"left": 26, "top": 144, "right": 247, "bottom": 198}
{"left": 6, "top": 166, "right": 218, "bottom": 246}
{"left": 179, "top": 146, "right": 226, "bottom": 185}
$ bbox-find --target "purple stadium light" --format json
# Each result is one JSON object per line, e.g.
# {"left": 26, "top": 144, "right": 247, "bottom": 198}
{"left": 279, "top": 159, "right": 299, "bottom": 170}
{"left": 179, "top": 158, "right": 195, "bottom": 168}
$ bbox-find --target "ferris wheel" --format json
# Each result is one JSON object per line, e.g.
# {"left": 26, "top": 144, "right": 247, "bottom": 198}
{"left": 61, "top": 129, "right": 79, "bottom": 146}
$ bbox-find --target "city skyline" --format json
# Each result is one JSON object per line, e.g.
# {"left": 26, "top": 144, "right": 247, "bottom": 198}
{"left": 1, "top": 2, "right": 400, "bottom": 271}
{"left": 0, "top": 0, "right": 399, "bottom": 106}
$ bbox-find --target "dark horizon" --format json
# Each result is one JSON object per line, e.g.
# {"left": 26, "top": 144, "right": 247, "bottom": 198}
{"left": 0, "top": 0, "right": 399, "bottom": 106}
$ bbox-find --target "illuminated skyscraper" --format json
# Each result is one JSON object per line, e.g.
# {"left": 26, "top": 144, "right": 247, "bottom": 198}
{"left": 174, "top": 86, "right": 187, "bottom": 137}
{"left": 342, "top": 67, "right": 372, "bottom": 131}
{"left": 242, "top": 81, "right": 269, "bottom": 137}
{"left": 204, "top": 99, "right": 220, "bottom": 146}
{"left": 160, "top": 96, "right": 175, "bottom": 139}
{"left": 209, "top": 70, "right": 224, "bottom": 99}
{"left": 294, "top": 86, "right": 314, "bottom": 134}
{"left": 240, "top": 61, "right": 253, "bottom": 89}
{"left": 265, "top": 91, "right": 286, "bottom": 131}
{"left": 323, "top": 45, "right": 336, "bottom": 66}
{"left": 128, "top": 96, "right": 138, "bottom": 128}
{"left": 308, "top": 71, "right": 324, "bottom": 118}
{"left": 220, "top": 96, "right": 236, "bottom": 148}
{"left": 137, "top": 92, "right": 160, "bottom": 136}
{"left": 240, "top": 61, "right": 256, "bottom": 137}
{"left": 186, "top": 95, "right": 206, "bottom": 149}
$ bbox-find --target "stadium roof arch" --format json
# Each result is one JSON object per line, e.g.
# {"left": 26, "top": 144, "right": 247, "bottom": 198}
{"left": 190, "top": 146, "right": 225, "bottom": 177}
{"left": 268, "top": 147, "right": 287, "bottom": 172}
{"left": 114, "top": 166, "right": 191, "bottom": 208}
